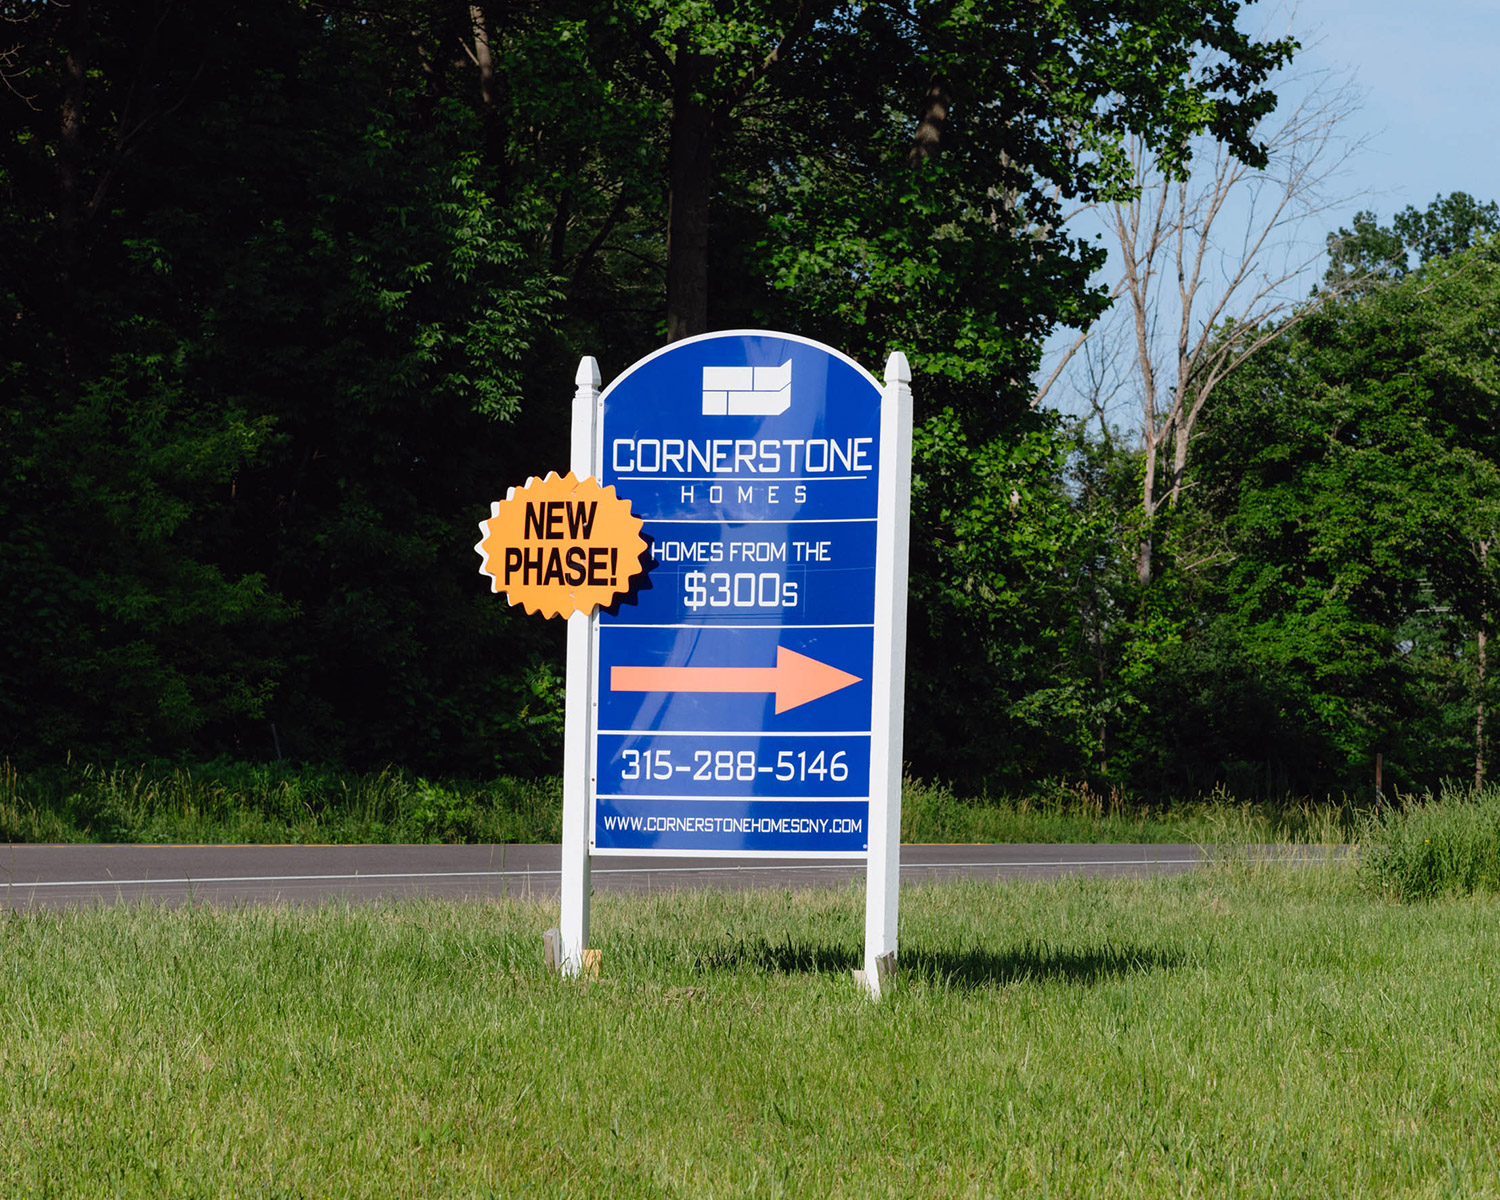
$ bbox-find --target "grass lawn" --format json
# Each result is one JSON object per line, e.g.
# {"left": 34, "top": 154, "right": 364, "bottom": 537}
{"left": 5, "top": 860, "right": 1500, "bottom": 1196}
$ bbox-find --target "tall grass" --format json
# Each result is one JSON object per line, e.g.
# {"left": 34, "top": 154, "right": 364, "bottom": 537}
{"left": 1363, "top": 782, "right": 1500, "bottom": 899}
{"left": 901, "top": 777, "right": 1358, "bottom": 845}
{"left": 0, "top": 759, "right": 561, "bottom": 845}
{"left": 2, "top": 759, "right": 1361, "bottom": 846}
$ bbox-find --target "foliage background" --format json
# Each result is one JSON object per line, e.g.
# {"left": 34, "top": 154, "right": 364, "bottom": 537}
{"left": 4, "top": 0, "right": 1495, "bottom": 802}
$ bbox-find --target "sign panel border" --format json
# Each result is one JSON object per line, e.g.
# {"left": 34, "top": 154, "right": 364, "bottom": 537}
{"left": 583, "top": 330, "right": 890, "bottom": 860}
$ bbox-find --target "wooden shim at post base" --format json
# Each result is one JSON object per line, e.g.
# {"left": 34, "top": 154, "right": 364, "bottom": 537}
{"left": 543, "top": 929, "right": 601, "bottom": 978}
{"left": 852, "top": 951, "right": 896, "bottom": 997}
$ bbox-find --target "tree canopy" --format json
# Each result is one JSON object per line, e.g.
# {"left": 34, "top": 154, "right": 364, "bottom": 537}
{"left": 1324, "top": 191, "right": 1500, "bottom": 291}
{"left": 15, "top": 2, "right": 1496, "bottom": 803}
{"left": 1173, "top": 233, "right": 1500, "bottom": 794}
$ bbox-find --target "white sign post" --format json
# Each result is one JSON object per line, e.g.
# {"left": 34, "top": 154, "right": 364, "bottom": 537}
{"left": 859, "top": 352, "right": 912, "bottom": 998}
{"left": 556, "top": 355, "right": 603, "bottom": 976}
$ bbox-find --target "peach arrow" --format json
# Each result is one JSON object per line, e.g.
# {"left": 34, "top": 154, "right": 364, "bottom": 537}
{"left": 610, "top": 646, "right": 862, "bottom": 714}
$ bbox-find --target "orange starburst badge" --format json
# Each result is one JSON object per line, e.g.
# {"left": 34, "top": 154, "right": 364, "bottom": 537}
{"left": 475, "top": 472, "right": 648, "bottom": 619}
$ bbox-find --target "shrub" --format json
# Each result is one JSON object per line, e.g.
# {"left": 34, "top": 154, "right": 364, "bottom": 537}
{"left": 1362, "top": 784, "right": 1500, "bottom": 900}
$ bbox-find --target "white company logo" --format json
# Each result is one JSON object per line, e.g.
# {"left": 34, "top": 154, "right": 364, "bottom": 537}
{"left": 701, "top": 361, "right": 792, "bottom": 416}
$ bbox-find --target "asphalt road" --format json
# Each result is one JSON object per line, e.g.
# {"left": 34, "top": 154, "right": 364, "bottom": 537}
{"left": 0, "top": 842, "right": 1344, "bottom": 910}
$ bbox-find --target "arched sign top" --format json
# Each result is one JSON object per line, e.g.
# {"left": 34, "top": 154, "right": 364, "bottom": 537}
{"left": 598, "top": 332, "right": 883, "bottom": 528}
{"left": 598, "top": 329, "right": 884, "bottom": 403}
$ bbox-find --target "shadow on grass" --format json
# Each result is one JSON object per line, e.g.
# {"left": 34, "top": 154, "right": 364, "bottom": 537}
{"left": 692, "top": 937, "right": 860, "bottom": 976}
{"left": 905, "top": 940, "right": 1188, "bottom": 989}
{"left": 694, "top": 937, "right": 1187, "bottom": 990}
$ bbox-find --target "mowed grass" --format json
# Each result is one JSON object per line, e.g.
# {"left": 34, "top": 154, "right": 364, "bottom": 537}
{"left": 6, "top": 863, "right": 1500, "bottom": 1197}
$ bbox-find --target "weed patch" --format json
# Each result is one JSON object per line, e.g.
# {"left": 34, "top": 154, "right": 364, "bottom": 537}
{"left": 1363, "top": 783, "right": 1500, "bottom": 899}
{"left": 0, "top": 759, "right": 561, "bottom": 845}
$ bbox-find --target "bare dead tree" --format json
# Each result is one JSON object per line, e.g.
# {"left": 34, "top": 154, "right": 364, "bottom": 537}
{"left": 1049, "top": 306, "right": 1135, "bottom": 440}
{"left": 1036, "top": 61, "right": 1367, "bottom": 584}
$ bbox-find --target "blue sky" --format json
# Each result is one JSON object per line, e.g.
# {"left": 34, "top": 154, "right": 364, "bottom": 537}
{"left": 1297, "top": 0, "right": 1500, "bottom": 222}
{"left": 1038, "top": 1, "right": 1500, "bottom": 422}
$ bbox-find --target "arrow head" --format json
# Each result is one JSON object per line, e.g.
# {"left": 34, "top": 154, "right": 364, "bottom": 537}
{"left": 774, "top": 646, "right": 862, "bottom": 713}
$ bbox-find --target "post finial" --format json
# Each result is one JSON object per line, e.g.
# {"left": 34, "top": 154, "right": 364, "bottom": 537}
{"left": 576, "top": 356, "right": 602, "bottom": 390}
{"left": 884, "top": 352, "right": 911, "bottom": 385}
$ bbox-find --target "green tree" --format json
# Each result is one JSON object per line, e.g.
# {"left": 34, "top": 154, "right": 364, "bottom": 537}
{"left": 670, "top": 0, "right": 1297, "bottom": 781}
{"left": 1178, "top": 233, "right": 1500, "bottom": 795}
{"left": 1324, "top": 191, "right": 1500, "bottom": 291}
{"left": 0, "top": 2, "right": 567, "bottom": 769}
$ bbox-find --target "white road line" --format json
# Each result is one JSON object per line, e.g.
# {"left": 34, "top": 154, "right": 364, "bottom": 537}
{"left": 5, "top": 869, "right": 570, "bottom": 889}
{"left": 0, "top": 855, "right": 1243, "bottom": 890}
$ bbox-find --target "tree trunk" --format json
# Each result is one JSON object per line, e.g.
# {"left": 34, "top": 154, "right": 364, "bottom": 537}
{"left": 1137, "top": 435, "right": 1159, "bottom": 586}
{"left": 908, "top": 77, "right": 950, "bottom": 167}
{"left": 1477, "top": 622, "right": 1487, "bottom": 790}
{"left": 665, "top": 51, "right": 713, "bottom": 343}
{"left": 470, "top": 6, "right": 496, "bottom": 107}
{"left": 59, "top": 0, "right": 88, "bottom": 261}
{"left": 1479, "top": 540, "right": 1490, "bottom": 790}
{"left": 1136, "top": 529, "right": 1154, "bottom": 587}
{"left": 1169, "top": 407, "right": 1191, "bottom": 508}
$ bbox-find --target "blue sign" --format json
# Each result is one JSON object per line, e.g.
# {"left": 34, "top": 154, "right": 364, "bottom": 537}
{"left": 591, "top": 332, "right": 885, "bottom": 856}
